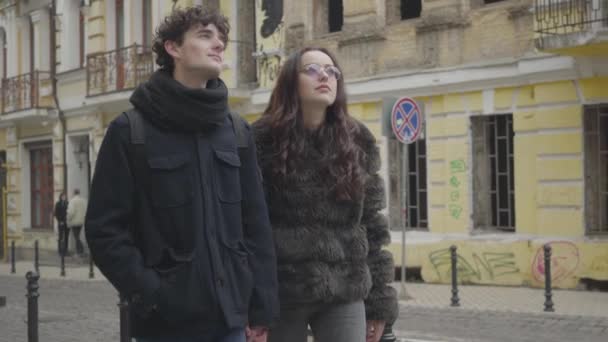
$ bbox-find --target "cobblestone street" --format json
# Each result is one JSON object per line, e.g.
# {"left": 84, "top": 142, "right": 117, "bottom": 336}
{"left": 1, "top": 273, "right": 607, "bottom": 341}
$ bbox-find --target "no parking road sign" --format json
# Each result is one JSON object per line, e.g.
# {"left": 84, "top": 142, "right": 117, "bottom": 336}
{"left": 391, "top": 97, "right": 422, "bottom": 144}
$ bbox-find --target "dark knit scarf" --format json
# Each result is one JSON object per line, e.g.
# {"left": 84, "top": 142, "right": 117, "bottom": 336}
{"left": 129, "top": 69, "right": 229, "bottom": 132}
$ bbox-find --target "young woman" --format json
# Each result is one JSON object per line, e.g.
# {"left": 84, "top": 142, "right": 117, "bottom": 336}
{"left": 253, "top": 47, "right": 398, "bottom": 342}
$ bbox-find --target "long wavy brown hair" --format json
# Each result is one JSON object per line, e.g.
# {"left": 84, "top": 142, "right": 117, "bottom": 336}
{"left": 259, "top": 47, "right": 364, "bottom": 201}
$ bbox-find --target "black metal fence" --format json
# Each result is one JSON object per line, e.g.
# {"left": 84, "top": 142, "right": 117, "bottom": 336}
{"left": 86, "top": 44, "right": 154, "bottom": 97}
{"left": 0, "top": 71, "right": 55, "bottom": 114}
{"left": 535, "top": 0, "right": 608, "bottom": 36}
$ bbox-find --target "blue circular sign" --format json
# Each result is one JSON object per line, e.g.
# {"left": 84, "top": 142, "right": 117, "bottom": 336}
{"left": 391, "top": 97, "right": 422, "bottom": 144}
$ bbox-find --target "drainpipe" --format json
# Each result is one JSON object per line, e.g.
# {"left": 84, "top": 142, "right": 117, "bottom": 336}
{"left": 50, "top": 0, "right": 68, "bottom": 195}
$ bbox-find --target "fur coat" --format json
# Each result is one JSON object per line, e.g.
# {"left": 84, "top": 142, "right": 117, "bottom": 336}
{"left": 253, "top": 119, "right": 398, "bottom": 323}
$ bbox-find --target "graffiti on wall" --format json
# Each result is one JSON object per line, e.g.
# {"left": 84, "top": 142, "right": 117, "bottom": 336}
{"left": 531, "top": 241, "right": 580, "bottom": 284}
{"left": 590, "top": 256, "right": 608, "bottom": 275}
{"left": 428, "top": 248, "right": 520, "bottom": 283}
{"left": 448, "top": 159, "right": 466, "bottom": 219}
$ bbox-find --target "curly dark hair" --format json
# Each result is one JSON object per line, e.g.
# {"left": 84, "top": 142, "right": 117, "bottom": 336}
{"left": 152, "top": 6, "right": 230, "bottom": 72}
{"left": 259, "top": 47, "right": 364, "bottom": 201}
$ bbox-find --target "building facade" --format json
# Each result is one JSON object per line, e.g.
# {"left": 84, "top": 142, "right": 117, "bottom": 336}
{"left": 0, "top": 0, "right": 606, "bottom": 289}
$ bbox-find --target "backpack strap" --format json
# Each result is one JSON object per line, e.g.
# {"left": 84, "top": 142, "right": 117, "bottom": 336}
{"left": 123, "top": 108, "right": 147, "bottom": 202}
{"left": 124, "top": 108, "right": 145, "bottom": 146}
{"left": 229, "top": 111, "right": 248, "bottom": 150}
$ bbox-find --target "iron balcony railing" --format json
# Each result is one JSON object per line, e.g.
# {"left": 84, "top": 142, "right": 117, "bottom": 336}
{"left": 86, "top": 44, "right": 154, "bottom": 97}
{"left": 1, "top": 71, "right": 55, "bottom": 114}
{"left": 535, "top": 0, "right": 608, "bottom": 36}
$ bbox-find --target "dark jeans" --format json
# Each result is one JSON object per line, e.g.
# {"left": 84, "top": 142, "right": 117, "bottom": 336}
{"left": 71, "top": 225, "right": 84, "bottom": 255}
{"left": 268, "top": 301, "right": 366, "bottom": 342}
{"left": 135, "top": 328, "right": 245, "bottom": 342}
{"left": 57, "top": 222, "right": 69, "bottom": 256}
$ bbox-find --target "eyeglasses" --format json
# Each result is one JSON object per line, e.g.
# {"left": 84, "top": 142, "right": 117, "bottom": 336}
{"left": 301, "top": 63, "right": 342, "bottom": 80}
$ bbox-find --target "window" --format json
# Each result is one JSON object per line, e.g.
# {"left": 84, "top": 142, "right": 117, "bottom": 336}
{"left": 484, "top": 0, "right": 506, "bottom": 3}
{"left": 142, "top": 0, "right": 153, "bottom": 47}
{"left": 405, "top": 139, "right": 428, "bottom": 229}
{"left": 0, "top": 28, "right": 6, "bottom": 79}
{"left": 79, "top": 12, "right": 85, "bottom": 67}
{"left": 401, "top": 0, "right": 421, "bottom": 20}
{"left": 584, "top": 104, "right": 608, "bottom": 235}
{"left": 328, "top": 0, "right": 343, "bottom": 33}
{"left": 29, "top": 144, "right": 53, "bottom": 229}
{"left": 472, "top": 114, "right": 515, "bottom": 231}
{"left": 29, "top": 17, "right": 35, "bottom": 72}
{"left": 116, "top": 0, "right": 125, "bottom": 48}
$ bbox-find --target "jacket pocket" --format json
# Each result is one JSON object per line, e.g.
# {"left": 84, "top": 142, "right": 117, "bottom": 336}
{"left": 220, "top": 240, "right": 254, "bottom": 314}
{"left": 213, "top": 149, "right": 242, "bottom": 203}
{"left": 153, "top": 249, "right": 206, "bottom": 327}
{"left": 147, "top": 153, "right": 193, "bottom": 208}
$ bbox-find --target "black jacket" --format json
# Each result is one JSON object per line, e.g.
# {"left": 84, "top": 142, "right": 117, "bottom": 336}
{"left": 85, "top": 112, "right": 279, "bottom": 337}
{"left": 54, "top": 200, "right": 68, "bottom": 223}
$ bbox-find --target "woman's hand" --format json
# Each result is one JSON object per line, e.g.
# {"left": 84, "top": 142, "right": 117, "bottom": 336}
{"left": 366, "top": 320, "right": 386, "bottom": 342}
{"left": 246, "top": 325, "right": 269, "bottom": 342}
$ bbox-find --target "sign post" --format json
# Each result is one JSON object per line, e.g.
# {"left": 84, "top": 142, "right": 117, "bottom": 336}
{"left": 390, "top": 97, "right": 423, "bottom": 301}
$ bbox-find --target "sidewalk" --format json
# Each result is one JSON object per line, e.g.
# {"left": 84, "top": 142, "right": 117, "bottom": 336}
{"left": 395, "top": 282, "right": 608, "bottom": 318}
{"left": 2, "top": 261, "right": 607, "bottom": 318}
{"left": 0, "top": 261, "right": 106, "bottom": 282}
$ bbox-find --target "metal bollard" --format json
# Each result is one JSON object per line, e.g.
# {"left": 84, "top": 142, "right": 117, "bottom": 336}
{"left": 450, "top": 245, "right": 460, "bottom": 307}
{"left": 543, "top": 244, "right": 555, "bottom": 312}
{"left": 89, "top": 255, "right": 95, "bottom": 279}
{"left": 26, "top": 271, "right": 40, "bottom": 342}
{"left": 34, "top": 241, "right": 39, "bottom": 273}
{"left": 379, "top": 322, "right": 397, "bottom": 342}
{"left": 118, "top": 293, "right": 130, "bottom": 342}
{"left": 11, "top": 241, "right": 16, "bottom": 274}
{"left": 60, "top": 252, "right": 66, "bottom": 277}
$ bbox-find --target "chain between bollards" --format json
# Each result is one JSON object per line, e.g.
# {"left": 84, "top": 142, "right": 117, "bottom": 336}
{"left": 26, "top": 271, "right": 40, "bottom": 342}
{"left": 118, "top": 293, "right": 131, "bottom": 342}
{"left": 543, "top": 244, "right": 555, "bottom": 312}
{"left": 34, "top": 240, "right": 39, "bottom": 274}
{"left": 10, "top": 240, "right": 16, "bottom": 274}
{"left": 450, "top": 245, "right": 460, "bottom": 307}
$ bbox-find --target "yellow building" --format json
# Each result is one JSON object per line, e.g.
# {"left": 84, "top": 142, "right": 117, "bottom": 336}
{"left": 0, "top": 0, "right": 606, "bottom": 289}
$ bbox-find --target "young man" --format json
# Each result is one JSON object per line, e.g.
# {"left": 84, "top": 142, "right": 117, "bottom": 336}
{"left": 85, "top": 7, "right": 278, "bottom": 342}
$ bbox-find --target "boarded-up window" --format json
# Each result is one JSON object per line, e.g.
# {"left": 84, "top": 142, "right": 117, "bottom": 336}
{"left": 472, "top": 114, "right": 515, "bottom": 231}
{"left": 30, "top": 144, "right": 53, "bottom": 229}
{"left": 584, "top": 104, "right": 608, "bottom": 235}
{"left": 405, "top": 139, "right": 428, "bottom": 229}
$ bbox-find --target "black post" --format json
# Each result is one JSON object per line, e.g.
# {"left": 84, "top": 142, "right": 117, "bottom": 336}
{"left": 60, "top": 252, "right": 65, "bottom": 277}
{"left": 10, "top": 240, "right": 16, "bottom": 274}
{"left": 118, "top": 293, "right": 130, "bottom": 342}
{"left": 379, "top": 322, "right": 397, "bottom": 342}
{"left": 88, "top": 255, "right": 95, "bottom": 279}
{"left": 450, "top": 245, "right": 460, "bottom": 307}
{"left": 34, "top": 241, "right": 39, "bottom": 273}
{"left": 26, "top": 271, "right": 39, "bottom": 342}
{"left": 543, "top": 244, "right": 555, "bottom": 312}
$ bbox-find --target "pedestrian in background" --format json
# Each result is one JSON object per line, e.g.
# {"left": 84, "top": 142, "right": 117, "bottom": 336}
{"left": 67, "top": 188, "right": 87, "bottom": 257}
{"left": 253, "top": 47, "right": 398, "bottom": 342}
{"left": 54, "top": 192, "right": 69, "bottom": 256}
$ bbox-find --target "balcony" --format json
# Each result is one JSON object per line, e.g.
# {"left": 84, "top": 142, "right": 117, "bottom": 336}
{"left": 86, "top": 44, "right": 154, "bottom": 97}
{"left": 1, "top": 71, "right": 55, "bottom": 117}
{"left": 535, "top": 0, "right": 608, "bottom": 52}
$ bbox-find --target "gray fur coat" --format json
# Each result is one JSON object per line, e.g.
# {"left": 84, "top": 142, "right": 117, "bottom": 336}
{"left": 253, "top": 119, "right": 398, "bottom": 323}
